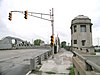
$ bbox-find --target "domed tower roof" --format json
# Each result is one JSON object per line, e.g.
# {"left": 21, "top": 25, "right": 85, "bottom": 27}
{"left": 74, "top": 15, "right": 89, "bottom": 19}
{"left": 71, "top": 15, "right": 92, "bottom": 26}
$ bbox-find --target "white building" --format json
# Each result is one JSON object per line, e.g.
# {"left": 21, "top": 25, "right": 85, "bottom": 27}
{"left": 70, "top": 15, "right": 93, "bottom": 49}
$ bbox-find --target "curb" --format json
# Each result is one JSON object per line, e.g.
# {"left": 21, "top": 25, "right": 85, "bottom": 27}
{"left": 26, "top": 71, "right": 32, "bottom": 75}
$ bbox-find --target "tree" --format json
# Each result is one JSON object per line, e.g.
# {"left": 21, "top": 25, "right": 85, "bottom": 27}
{"left": 34, "top": 39, "right": 44, "bottom": 46}
{"left": 61, "top": 41, "right": 66, "bottom": 48}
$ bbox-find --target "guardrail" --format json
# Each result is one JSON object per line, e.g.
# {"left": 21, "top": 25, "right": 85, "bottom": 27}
{"left": 72, "top": 51, "right": 100, "bottom": 73}
{"left": 30, "top": 50, "right": 52, "bottom": 71}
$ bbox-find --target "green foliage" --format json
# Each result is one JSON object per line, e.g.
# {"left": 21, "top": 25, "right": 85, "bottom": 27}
{"left": 61, "top": 41, "right": 66, "bottom": 48}
{"left": 33, "top": 39, "right": 44, "bottom": 46}
{"left": 69, "top": 67, "right": 75, "bottom": 75}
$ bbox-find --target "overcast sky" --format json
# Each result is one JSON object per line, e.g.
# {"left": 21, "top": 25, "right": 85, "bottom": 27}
{"left": 0, "top": 0, "right": 100, "bottom": 45}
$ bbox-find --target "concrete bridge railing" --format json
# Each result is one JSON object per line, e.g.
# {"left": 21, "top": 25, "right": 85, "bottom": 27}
{"left": 72, "top": 51, "right": 100, "bottom": 75}
{"left": 30, "top": 50, "right": 52, "bottom": 71}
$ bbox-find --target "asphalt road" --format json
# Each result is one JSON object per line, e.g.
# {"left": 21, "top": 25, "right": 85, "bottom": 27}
{"left": 0, "top": 49, "right": 50, "bottom": 75}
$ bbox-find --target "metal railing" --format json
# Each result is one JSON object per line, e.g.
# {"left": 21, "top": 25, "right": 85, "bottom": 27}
{"left": 73, "top": 51, "right": 100, "bottom": 73}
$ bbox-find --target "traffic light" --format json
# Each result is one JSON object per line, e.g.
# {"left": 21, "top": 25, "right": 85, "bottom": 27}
{"left": 24, "top": 10, "right": 28, "bottom": 19}
{"left": 8, "top": 12, "right": 12, "bottom": 21}
{"left": 51, "top": 35, "right": 54, "bottom": 46}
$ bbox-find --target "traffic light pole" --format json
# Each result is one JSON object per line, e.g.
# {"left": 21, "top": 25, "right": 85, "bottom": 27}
{"left": 50, "top": 8, "right": 54, "bottom": 58}
{"left": 8, "top": 8, "right": 55, "bottom": 58}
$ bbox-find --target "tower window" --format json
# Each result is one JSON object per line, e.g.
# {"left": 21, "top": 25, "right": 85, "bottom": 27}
{"left": 74, "top": 25, "right": 77, "bottom": 32}
{"left": 82, "top": 40, "right": 86, "bottom": 46}
{"left": 80, "top": 25, "right": 86, "bottom": 32}
{"left": 74, "top": 40, "right": 77, "bottom": 44}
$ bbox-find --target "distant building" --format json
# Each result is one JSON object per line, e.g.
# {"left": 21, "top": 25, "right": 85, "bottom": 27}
{"left": 70, "top": 15, "right": 93, "bottom": 49}
{"left": 0, "top": 36, "right": 33, "bottom": 49}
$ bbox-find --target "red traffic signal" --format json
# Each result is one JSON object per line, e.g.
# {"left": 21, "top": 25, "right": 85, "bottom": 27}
{"left": 8, "top": 12, "right": 12, "bottom": 21}
{"left": 24, "top": 10, "right": 28, "bottom": 19}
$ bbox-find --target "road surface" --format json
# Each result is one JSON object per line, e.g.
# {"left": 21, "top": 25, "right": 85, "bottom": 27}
{"left": 0, "top": 49, "right": 50, "bottom": 75}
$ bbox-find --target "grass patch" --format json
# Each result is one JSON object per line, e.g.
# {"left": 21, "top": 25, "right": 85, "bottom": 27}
{"left": 45, "top": 71, "right": 56, "bottom": 74}
{"left": 69, "top": 67, "right": 75, "bottom": 75}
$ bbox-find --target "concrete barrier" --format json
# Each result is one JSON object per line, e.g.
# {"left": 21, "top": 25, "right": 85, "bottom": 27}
{"left": 72, "top": 51, "right": 100, "bottom": 75}
{"left": 30, "top": 50, "right": 52, "bottom": 71}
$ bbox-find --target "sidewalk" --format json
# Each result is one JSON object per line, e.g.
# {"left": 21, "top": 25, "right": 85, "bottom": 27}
{"left": 29, "top": 48, "right": 73, "bottom": 75}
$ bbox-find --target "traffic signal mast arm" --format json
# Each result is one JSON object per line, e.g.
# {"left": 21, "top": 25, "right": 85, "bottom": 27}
{"left": 28, "top": 14, "right": 51, "bottom": 21}
{"left": 27, "top": 11, "right": 52, "bottom": 21}
{"left": 9, "top": 10, "right": 52, "bottom": 21}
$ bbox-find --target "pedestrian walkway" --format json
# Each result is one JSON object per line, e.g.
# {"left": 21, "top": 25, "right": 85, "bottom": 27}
{"left": 29, "top": 48, "right": 73, "bottom": 75}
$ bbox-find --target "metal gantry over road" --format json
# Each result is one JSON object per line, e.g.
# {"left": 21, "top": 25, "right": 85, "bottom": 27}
{"left": 8, "top": 8, "right": 55, "bottom": 58}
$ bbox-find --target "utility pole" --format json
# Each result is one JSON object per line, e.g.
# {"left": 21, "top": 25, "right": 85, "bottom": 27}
{"left": 51, "top": 8, "right": 54, "bottom": 58}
